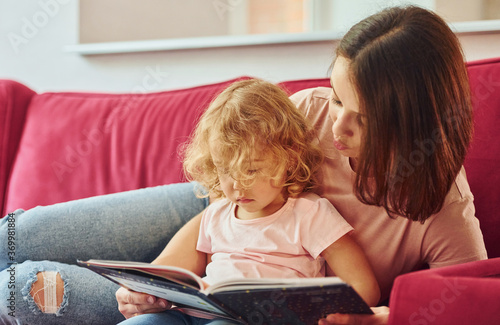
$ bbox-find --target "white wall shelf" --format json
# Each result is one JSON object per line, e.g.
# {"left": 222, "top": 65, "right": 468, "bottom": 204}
{"left": 63, "top": 30, "right": 344, "bottom": 56}
{"left": 64, "top": 20, "right": 500, "bottom": 56}
{"left": 64, "top": 20, "right": 500, "bottom": 55}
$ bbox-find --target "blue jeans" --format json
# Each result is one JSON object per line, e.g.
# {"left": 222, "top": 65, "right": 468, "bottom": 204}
{"left": 118, "top": 310, "right": 241, "bottom": 325}
{"left": 0, "top": 183, "right": 209, "bottom": 325}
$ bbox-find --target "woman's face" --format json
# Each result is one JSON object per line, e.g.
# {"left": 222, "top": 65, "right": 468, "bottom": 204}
{"left": 328, "top": 56, "right": 364, "bottom": 160}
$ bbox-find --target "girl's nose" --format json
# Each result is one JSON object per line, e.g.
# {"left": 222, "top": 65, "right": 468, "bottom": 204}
{"left": 233, "top": 178, "right": 242, "bottom": 190}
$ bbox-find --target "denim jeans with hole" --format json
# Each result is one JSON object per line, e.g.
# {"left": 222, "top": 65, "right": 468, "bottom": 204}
{"left": 0, "top": 182, "right": 208, "bottom": 325}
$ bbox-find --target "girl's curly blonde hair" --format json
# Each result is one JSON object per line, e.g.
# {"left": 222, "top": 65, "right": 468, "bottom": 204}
{"left": 182, "top": 79, "right": 323, "bottom": 199}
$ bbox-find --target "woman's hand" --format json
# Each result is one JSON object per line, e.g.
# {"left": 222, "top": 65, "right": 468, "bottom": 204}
{"left": 318, "top": 306, "right": 390, "bottom": 325}
{"left": 116, "top": 287, "right": 171, "bottom": 319}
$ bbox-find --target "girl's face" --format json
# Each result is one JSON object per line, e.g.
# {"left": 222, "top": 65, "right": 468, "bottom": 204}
{"left": 329, "top": 56, "right": 364, "bottom": 161}
{"left": 211, "top": 145, "right": 286, "bottom": 220}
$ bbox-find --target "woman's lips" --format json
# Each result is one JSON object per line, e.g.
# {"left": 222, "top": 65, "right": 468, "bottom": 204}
{"left": 333, "top": 139, "right": 349, "bottom": 150}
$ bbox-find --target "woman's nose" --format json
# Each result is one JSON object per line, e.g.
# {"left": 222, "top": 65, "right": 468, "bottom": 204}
{"left": 332, "top": 110, "right": 354, "bottom": 138}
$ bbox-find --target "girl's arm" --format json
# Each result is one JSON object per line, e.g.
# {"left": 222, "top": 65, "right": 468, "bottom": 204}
{"left": 321, "top": 234, "right": 380, "bottom": 307}
{"left": 152, "top": 211, "right": 207, "bottom": 275}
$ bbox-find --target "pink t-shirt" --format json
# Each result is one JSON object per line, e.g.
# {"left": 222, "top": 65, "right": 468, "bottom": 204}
{"left": 291, "top": 87, "right": 488, "bottom": 300}
{"left": 197, "top": 192, "right": 353, "bottom": 285}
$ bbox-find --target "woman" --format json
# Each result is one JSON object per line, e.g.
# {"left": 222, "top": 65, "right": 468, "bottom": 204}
{"left": 0, "top": 6, "right": 486, "bottom": 325}
{"left": 117, "top": 6, "right": 487, "bottom": 324}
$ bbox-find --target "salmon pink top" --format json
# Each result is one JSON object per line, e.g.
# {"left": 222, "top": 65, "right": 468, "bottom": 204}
{"left": 291, "top": 87, "right": 488, "bottom": 300}
{"left": 197, "top": 193, "right": 353, "bottom": 285}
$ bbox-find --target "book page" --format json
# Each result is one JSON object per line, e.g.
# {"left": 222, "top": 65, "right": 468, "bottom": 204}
{"left": 206, "top": 276, "right": 344, "bottom": 294}
{"left": 80, "top": 260, "right": 205, "bottom": 289}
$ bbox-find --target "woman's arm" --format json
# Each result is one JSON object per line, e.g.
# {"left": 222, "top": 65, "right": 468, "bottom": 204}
{"left": 321, "top": 234, "right": 380, "bottom": 307}
{"left": 116, "top": 210, "right": 205, "bottom": 319}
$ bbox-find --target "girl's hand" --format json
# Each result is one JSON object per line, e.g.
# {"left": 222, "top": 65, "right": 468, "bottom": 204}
{"left": 116, "top": 287, "right": 171, "bottom": 319}
{"left": 318, "top": 306, "right": 390, "bottom": 325}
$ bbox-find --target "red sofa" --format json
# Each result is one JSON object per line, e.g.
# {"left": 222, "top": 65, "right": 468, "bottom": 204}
{"left": 1, "top": 57, "right": 499, "bottom": 323}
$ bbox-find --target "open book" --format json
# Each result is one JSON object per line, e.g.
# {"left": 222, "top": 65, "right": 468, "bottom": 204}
{"left": 78, "top": 259, "right": 373, "bottom": 324}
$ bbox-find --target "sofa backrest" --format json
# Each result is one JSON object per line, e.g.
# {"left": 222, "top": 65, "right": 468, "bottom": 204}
{"left": 2, "top": 77, "right": 250, "bottom": 215}
{"left": 0, "top": 80, "right": 35, "bottom": 216}
{"left": 464, "top": 57, "right": 500, "bottom": 259}
{"left": 1, "top": 77, "right": 332, "bottom": 216}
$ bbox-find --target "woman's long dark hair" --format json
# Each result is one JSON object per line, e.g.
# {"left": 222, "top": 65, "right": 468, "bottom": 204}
{"left": 336, "top": 6, "right": 473, "bottom": 222}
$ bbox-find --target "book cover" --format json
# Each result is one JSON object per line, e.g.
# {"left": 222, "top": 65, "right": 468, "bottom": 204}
{"left": 78, "top": 259, "right": 373, "bottom": 325}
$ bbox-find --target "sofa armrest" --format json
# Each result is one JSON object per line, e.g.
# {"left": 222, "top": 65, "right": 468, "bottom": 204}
{"left": 0, "top": 80, "right": 35, "bottom": 216}
{"left": 388, "top": 258, "right": 500, "bottom": 325}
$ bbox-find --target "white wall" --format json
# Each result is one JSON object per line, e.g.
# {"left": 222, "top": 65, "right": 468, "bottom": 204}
{"left": 79, "top": 0, "right": 229, "bottom": 43}
{"left": 1, "top": 1, "right": 499, "bottom": 93}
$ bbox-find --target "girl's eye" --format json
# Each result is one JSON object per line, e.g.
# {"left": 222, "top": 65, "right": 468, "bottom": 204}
{"left": 247, "top": 169, "right": 259, "bottom": 175}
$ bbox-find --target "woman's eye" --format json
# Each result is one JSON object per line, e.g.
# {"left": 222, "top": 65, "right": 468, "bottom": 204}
{"left": 331, "top": 98, "right": 342, "bottom": 106}
{"left": 247, "top": 169, "right": 258, "bottom": 175}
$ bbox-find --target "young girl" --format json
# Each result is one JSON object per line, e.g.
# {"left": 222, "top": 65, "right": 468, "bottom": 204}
{"left": 119, "top": 79, "right": 380, "bottom": 324}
